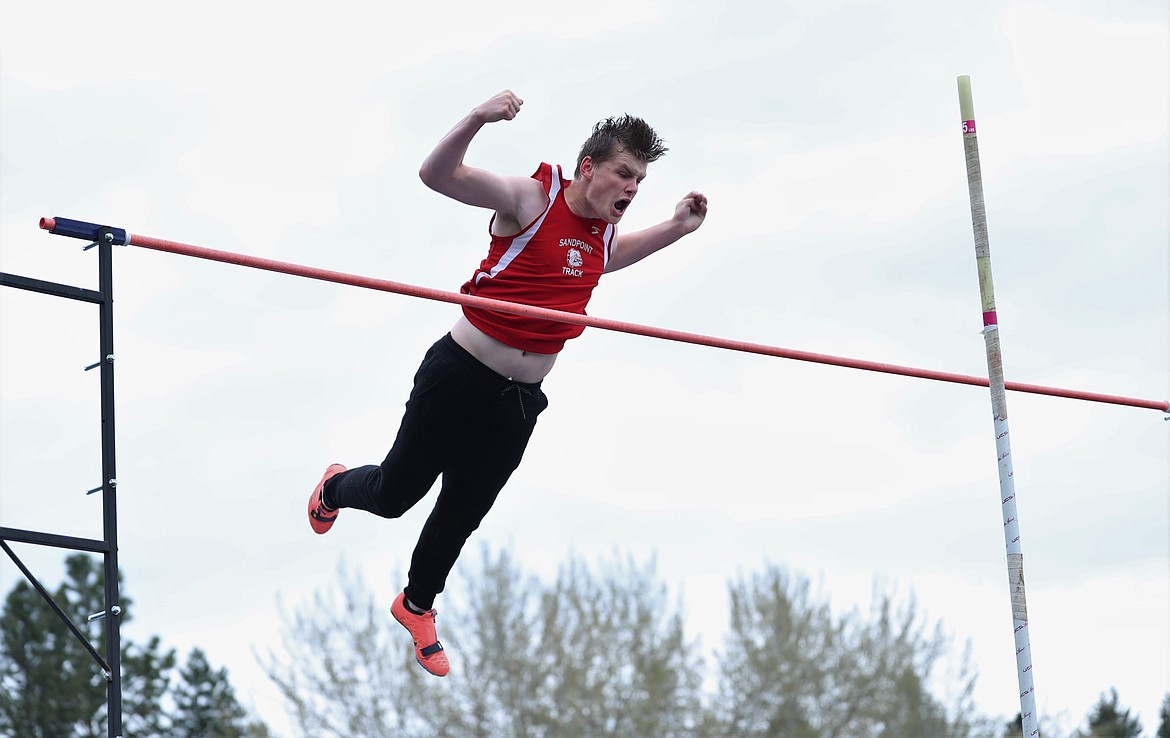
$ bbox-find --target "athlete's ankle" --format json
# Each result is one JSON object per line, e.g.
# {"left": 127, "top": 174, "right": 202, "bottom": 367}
{"left": 319, "top": 483, "right": 337, "bottom": 511}
{"left": 402, "top": 591, "right": 431, "bottom": 615}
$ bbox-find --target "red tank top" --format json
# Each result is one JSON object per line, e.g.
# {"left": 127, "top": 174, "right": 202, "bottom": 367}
{"left": 460, "top": 163, "right": 615, "bottom": 353}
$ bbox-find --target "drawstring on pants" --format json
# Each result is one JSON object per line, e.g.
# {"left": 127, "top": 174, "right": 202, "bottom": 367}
{"left": 501, "top": 381, "right": 534, "bottom": 419}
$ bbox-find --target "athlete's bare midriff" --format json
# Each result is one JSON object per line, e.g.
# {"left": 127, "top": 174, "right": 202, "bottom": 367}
{"left": 450, "top": 316, "right": 558, "bottom": 383}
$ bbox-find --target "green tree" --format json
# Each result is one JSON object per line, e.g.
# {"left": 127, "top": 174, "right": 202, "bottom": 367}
{"left": 266, "top": 549, "right": 995, "bottom": 738}
{"left": 1157, "top": 693, "right": 1170, "bottom": 738}
{"left": 0, "top": 553, "right": 268, "bottom": 737}
{"left": 1078, "top": 688, "right": 1142, "bottom": 738}
{"left": 0, "top": 568, "right": 94, "bottom": 737}
{"left": 262, "top": 562, "right": 433, "bottom": 738}
{"left": 712, "top": 567, "right": 983, "bottom": 738}
{"left": 1005, "top": 711, "right": 1023, "bottom": 737}
{"left": 0, "top": 553, "right": 173, "bottom": 738}
{"left": 172, "top": 647, "right": 267, "bottom": 738}
{"left": 119, "top": 634, "right": 178, "bottom": 738}
{"left": 448, "top": 549, "right": 705, "bottom": 738}
{"left": 263, "top": 548, "right": 707, "bottom": 737}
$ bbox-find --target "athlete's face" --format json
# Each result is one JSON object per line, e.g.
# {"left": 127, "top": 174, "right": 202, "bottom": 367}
{"left": 581, "top": 149, "right": 647, "bottom": 224}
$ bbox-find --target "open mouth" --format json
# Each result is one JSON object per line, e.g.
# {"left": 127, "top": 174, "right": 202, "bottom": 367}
{"left": 614, "top": 198, "right": 631, "bottom": 214}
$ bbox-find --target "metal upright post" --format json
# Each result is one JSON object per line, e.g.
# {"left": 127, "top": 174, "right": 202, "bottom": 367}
{"left": 96, "top": 227, "right": 123, "bottom": 738}
{"left": 0, "top": 222, "right": 125, "bottom": 738}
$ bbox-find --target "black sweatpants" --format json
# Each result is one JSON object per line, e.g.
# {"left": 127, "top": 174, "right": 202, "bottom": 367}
{"left": 324, "top": 333, "right": 548, "bottom": 609}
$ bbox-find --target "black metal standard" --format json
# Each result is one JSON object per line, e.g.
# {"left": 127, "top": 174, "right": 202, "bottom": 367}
{"left": 0, "top": 228, "right": 124, "bottom": 738}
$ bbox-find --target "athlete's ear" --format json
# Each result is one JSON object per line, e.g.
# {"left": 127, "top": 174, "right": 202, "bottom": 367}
{"left": 579, "top": 156, "right": 594, "bottom": 180}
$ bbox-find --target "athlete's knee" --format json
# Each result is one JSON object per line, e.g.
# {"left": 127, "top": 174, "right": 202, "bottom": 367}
{"left": 365, "top": 472, "right": 431, "bottom": 520}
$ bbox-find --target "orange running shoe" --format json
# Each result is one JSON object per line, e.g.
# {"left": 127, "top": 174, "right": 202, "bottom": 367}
{"left": 391, "top": 591, "right": 450, "bottom": 677}
{"left": 307, "top": 463, "right": 346, "bottom": 534}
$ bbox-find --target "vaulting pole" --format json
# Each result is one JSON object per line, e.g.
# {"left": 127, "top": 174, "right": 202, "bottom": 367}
{"left": 958, "top": 75, "right": 1039, "bottom": 738}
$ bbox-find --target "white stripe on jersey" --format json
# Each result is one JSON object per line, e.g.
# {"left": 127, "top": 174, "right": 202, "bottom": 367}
{"left": 476, "top": 168, "right": 563, "bottom": 284}
{"left": 602, "top": 223, "right": 615, "bottom": 270}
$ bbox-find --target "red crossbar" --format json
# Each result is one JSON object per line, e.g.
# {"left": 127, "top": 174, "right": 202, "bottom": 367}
{"left": 39, "top": 217, "right": 1169, "bottom": 413}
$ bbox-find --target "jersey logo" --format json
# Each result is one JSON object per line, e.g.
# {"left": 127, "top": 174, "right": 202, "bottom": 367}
{"left": 563, "top": 248, "right": 584, "bottom": 277}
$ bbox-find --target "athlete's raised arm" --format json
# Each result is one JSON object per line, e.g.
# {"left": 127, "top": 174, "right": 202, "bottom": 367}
{"left": 419, "top": 90, "right": 547, "bottom": 230}
{"left": 605, "top": 191, "right": 708, "bottom": 272}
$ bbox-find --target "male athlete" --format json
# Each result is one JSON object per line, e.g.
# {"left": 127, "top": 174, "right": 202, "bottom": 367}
{"left": 307, "top": 90, "right": 707, "bottom": 677}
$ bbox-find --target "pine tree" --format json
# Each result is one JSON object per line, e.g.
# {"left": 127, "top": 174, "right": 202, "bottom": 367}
{"left": 0, "top": 574, "right": 94, "bottom": 737}
{"left": 119, "top": 634, "right": 178, "bottom": 738}
{"left": 1157, "top": 693, "right": 1170, "bottom": 738}
{"left": 171, "top": 647, "right": 255, "bottom": 738}
{"left": 0, "top": 554, "right": 268, "bottom": 737}
{"left": 1005, "top": 711, "right": 1023, "bottom": 737}
{"left": 1080, "top": 688, "right": 1142, "bottom": 738}
{"left": 0, "top": 554, "right": 158, "bottom": 737}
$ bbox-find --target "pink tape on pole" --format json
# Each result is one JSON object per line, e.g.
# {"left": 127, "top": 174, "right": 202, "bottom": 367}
{"left": 963, "top": 119, "right": 977, "bottom": 135}
{"left": 983, "top": 311, "right": 998, "bottom": 326}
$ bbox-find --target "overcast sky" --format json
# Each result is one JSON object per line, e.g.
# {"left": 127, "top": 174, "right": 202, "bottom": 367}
{"left": 1, "top": 0, "right": 1167, "bottom": 735}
